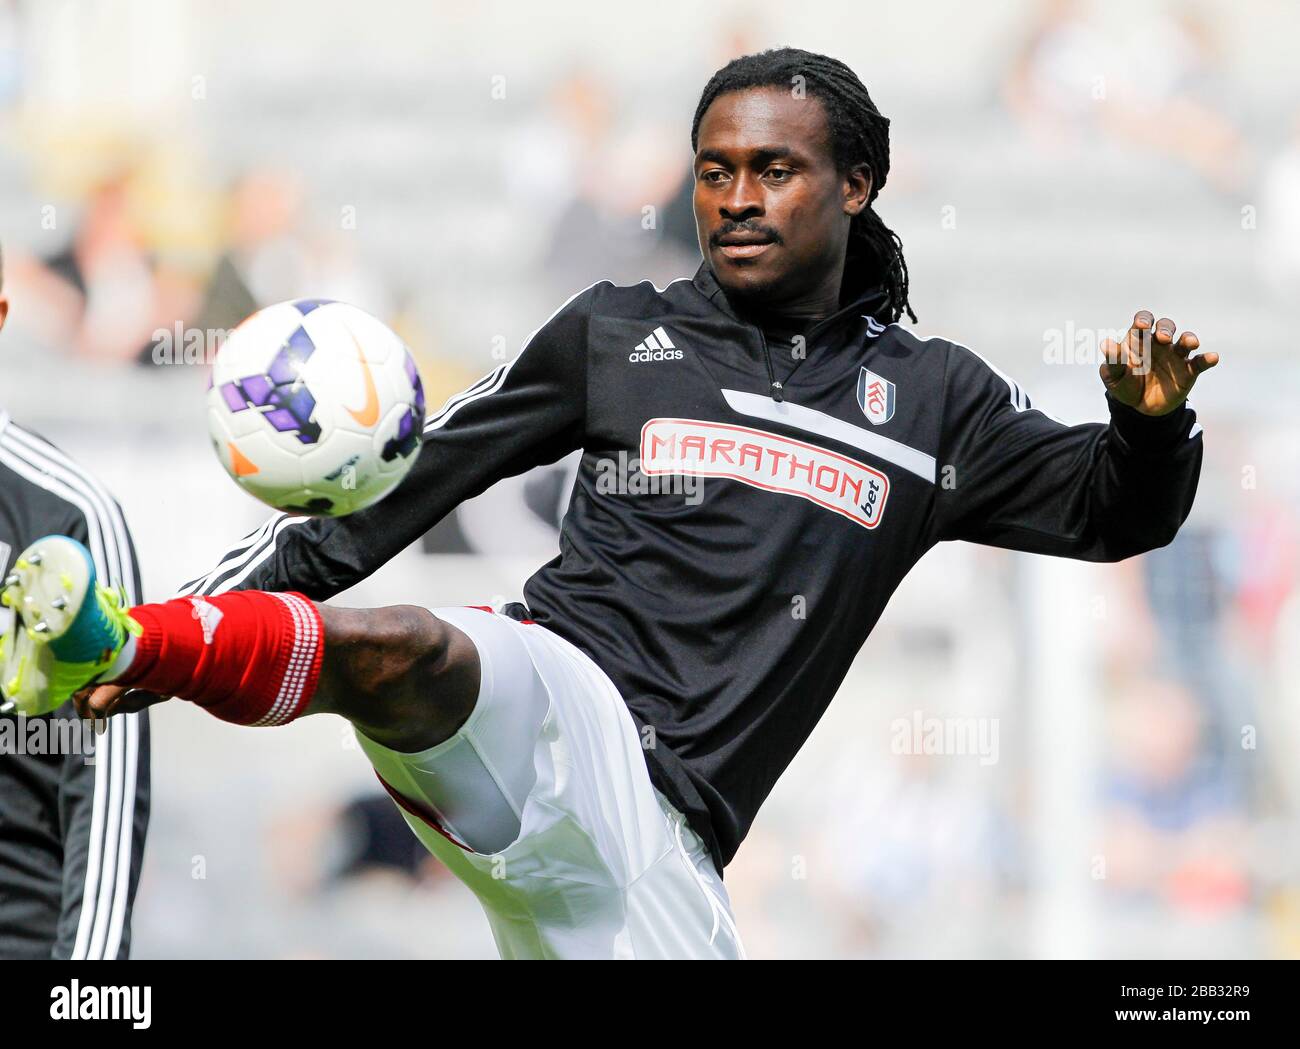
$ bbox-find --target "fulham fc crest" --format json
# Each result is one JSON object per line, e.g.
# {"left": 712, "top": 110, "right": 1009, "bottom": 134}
{"left": 856, "top": 367, "right": 895, "bottom": 425}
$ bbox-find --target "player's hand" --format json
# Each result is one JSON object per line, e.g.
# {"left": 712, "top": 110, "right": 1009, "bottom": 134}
{"left": 73, "top": 683, "right": 170, "bottom": 728}
{"left": 1099, "top": 310, "right": 1219, "bottom": 416}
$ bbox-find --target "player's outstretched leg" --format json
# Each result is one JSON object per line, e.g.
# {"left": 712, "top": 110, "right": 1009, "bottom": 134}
{"left": 0, "top": 535, "right": 478, "bottom": 750}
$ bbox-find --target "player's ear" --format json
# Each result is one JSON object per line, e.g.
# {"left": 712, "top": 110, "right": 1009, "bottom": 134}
{"left": 844, "top": 165, "right": 871, "bottom": 217}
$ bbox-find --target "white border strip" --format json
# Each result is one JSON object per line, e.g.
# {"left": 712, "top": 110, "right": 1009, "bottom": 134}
{"left": 720, "top": 389, "right": 936, "bottom": 484}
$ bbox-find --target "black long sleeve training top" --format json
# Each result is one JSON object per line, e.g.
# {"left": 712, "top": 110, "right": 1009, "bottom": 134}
{"left": 182, "top": 264, "right": 1203, "bottom": 873}
{"left": 0, "top": 414, "right": 150, "bottom": 958}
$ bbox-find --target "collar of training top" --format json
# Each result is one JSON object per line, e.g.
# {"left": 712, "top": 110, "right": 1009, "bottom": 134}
{"left": 691, "top": 261, "right": 891, "bottom": 337}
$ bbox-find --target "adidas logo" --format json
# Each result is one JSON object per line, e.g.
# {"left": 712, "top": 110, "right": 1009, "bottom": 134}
{"left": 629, "top": 326, "right": 683, "bottom": 363}
{"left": 188, "top": 597, "right": 224, "bottom": 645}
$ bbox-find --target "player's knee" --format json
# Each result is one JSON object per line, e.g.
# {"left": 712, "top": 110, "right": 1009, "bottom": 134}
{"left": 321, "top": 605, "right": 476, "bottom": 740}
{"left": 341, "top": 604, "right": 454, "bottom": 698}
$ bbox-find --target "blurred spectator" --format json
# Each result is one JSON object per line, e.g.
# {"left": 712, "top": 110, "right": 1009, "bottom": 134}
{"left": 1003, "top": 0, "right": 1248, "bottom": 190}
{"left": 197, "top": 170, "right": 310, "bottom": 332}
{"left": 527, "top": 70, "right": 687, "bottom": 291}
{"left": 269, "top": 792, "right": 448, "bottom": 895}
{"left": 16, "top": 172, "right": 181, "bottom": 362}
{"left": 1101, "top": 677, "right": 1250, "bottom": 914}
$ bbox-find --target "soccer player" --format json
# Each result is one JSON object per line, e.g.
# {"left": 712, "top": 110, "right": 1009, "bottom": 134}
{"left": 0, "top": 241, "right": 150, "bottom": 960}
{"left": 3, "top": 49, "right": 1217, "bottom": 959}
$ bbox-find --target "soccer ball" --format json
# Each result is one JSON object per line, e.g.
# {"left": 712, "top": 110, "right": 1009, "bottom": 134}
{"left": 207, "top": 299, "right": 426, "bottom": 517}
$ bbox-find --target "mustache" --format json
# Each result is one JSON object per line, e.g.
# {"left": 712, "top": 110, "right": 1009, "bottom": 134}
{"left": 709, "top": 223, "right": 783, "bottom": 247}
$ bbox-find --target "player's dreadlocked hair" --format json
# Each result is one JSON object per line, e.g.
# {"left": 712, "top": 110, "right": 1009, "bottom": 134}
{"left": 691, "top": 47, "right": 916, "bottom": 323}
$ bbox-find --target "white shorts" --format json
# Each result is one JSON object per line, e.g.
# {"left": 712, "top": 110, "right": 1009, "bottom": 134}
{"left": 355, "top": 606, "right": 744, "bottom": 960}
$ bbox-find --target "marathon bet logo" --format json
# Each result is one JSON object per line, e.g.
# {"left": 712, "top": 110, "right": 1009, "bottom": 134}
{"left": 629, "top": 326, "right": 683, "bottom": 363}
{"left": 50, "top": 980, "right": 151, "bottom": 1029}
{"left": 640, "top": 418, "right": 889, "bottom": 528}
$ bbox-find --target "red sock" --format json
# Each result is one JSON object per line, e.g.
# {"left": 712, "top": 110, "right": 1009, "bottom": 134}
{"left": 119, "top": 591, "right": 324, "bottom": 726}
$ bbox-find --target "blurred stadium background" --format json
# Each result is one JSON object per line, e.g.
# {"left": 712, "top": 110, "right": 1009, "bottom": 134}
{"left": 0, "top": 0, "right": 1296, "bottom": 958}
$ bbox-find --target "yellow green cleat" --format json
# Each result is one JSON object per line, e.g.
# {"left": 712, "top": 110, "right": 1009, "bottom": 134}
{"left": 0, "top": 536, "right": 140, "bottom": 717}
